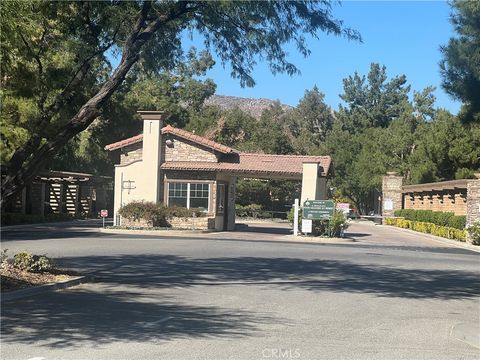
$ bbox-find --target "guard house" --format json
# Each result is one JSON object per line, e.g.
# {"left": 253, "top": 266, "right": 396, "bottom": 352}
{"left": 105, "top": 111, "right": 332, "bottom": 230}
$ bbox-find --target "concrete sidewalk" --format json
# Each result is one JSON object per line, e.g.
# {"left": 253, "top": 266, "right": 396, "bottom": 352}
{"left": 99, "top": 222, "right": 356, "bottom": 245}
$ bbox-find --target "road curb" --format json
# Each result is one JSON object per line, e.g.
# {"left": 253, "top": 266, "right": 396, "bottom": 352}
{"left": 1, "top": 275, "right": 91, "bottom": 303}
{"left": 100, "top": 228, "right": 216, "bottom": 236}
{"left": 382, "top": 225, "right": 480, "bottom": 253}
{"left": 100, "top": 227, "right": 357, "bottom": 245}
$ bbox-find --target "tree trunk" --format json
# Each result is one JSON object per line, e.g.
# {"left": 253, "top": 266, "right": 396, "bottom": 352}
{"left": 1, "top": 2, "right": 190, "bottom": 209}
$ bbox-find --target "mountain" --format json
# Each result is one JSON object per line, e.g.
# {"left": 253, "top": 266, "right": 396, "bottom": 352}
{"left": 204, "top": 95, "right": 293, "bottom": 119}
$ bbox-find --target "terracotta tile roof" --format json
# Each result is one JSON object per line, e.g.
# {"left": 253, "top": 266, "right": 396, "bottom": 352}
{"left": 160, "top": 153, "right": 332, "bottom": 178}
{"left": 104, "top": 125, "right": 235, "bottom": 154}
{"left": 161, "top": 125, "right": 235, "bottom": 154}
{"left": 104, "top": 134, "right": 143, "bottom": 151}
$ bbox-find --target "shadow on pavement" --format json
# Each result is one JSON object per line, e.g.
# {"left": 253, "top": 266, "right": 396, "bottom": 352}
{"left": 236, "top": 224, "right": 292, "bottom": 235}
{"left": 3, "top": 253, "right": 479, "bottom": 347}
{"left": 1, "top": 220, "right": 111, "bottom": 242}
{"left": 1, "top": 287, "right": 270, "bottom": 347}
{"left": 345, "top": 232, "right": 371, "bottom": 238}
{"left": 58, "top": 254, "right": 480, "bottom": 300}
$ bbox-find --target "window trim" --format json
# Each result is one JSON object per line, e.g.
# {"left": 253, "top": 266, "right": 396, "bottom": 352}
{"left": 166, "top": 180, "right": 212, "bottom": 213}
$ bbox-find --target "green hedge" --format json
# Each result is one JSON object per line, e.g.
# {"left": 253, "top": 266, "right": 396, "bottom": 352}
{"left": 385, "top": 218, "right": 466, "bottom": 241}
{"left": 393, "top": 209, "right": 466, "bottom": 230}
{"left": 236, "top": 204, "right": 263, "bottom": 218}
{"left": 1, "top": 213, "right": 79, "bottom": 226}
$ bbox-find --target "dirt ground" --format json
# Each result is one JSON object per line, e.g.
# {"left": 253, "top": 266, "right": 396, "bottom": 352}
{"left": 0, "top": 267, "right": 78, "bottom": 292}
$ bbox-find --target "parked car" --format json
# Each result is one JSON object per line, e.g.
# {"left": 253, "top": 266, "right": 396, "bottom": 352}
{"left": 348, "top": 209, "right": 360, "bottom": 219}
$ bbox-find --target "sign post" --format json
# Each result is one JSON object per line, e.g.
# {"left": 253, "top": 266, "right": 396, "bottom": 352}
{"left": 293, "top": 198, "right": 299, "bottom": 236}
{"left": 100, "top": 209, "right": 108, "bottom": 228}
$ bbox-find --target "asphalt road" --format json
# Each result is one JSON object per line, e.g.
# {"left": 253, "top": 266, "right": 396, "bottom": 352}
{"left": 1, "top": 220, "right": 479, "bottom": 360}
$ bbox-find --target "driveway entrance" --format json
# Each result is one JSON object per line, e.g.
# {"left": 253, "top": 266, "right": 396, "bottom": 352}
{"left": 2, "top": 220, "right": 479, "bottom": 360}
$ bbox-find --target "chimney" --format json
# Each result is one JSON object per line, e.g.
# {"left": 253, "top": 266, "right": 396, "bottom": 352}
{"left": 138, "top": 111, "right": 164, "bottom": 203}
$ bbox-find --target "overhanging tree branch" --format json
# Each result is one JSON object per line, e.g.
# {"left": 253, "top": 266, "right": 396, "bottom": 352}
{"left": 1, "top": 1, "right": 192, "bottom": 207}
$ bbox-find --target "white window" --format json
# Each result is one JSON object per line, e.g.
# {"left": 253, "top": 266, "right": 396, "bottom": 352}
{"left": 168, "top": 182, "right": 210, "bottom": 211}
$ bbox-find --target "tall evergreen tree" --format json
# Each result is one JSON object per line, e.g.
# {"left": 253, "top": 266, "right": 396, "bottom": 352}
{"left": 440, "top": 0, "right": 480, "bottom": 123}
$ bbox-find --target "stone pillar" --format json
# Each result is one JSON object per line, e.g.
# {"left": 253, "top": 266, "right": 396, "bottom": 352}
{"left": 466, "top": 178, "right": 480, "bottom": 243}
{"left": 467, "top": 174, "right": 480, "bottom": 242}
{"left": 382, "top": 172, "right": 403, "bottom": 218}
{"left": 227, "top": 178, "right": 236, "bottom": 231}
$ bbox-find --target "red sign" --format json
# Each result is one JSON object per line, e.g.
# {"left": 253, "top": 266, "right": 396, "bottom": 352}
{"left": 336, "top": 203, "right": 350, "bottom": 210}
{"left": 100, "top": 210, "right": 108, "bottom": 218}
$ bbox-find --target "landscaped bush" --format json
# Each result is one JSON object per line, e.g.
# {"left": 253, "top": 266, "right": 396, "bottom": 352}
{"left": 394, "top": 209, "right": 466, "bottom": 229}
{"left": 385, "top": 218, "right": 466, "bottom": 241}
{"left": 329, "top": 211, "right": 349, "bottom": 237}
{"left": 235, "top": 204, "right": 263, "bottom": 218}
{"left": 118, "top": 201, "right": 166, "bottom": 224}
{"left": 118, "top": 201, "right": 206, "bottom": 227}
{"left": 287, "top": 207, "right": 303, "bottom": 224}
{"left": 466, "top": 221, "right": 480, "bottom": 245}
{"left": 13, "top": 251, "right": 53, "bottom": 272}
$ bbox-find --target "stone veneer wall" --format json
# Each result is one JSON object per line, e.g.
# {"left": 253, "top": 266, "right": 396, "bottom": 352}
{"left": 121, "top": 216, "right": 215, "bottom": 230}
{"left": 120, "top": 142, "right": 143, "bottom": 165}
{"left": 382, "top": 173, "right": 404, "bottom": 218}
{"left": 167, "top": 216, "right": 215, "bottom": 230}
{"left": 467, "top": 179, "right": 480, "bottom": 227}
{"left": 164, "top": 137, "right": 217, "bottom": 162}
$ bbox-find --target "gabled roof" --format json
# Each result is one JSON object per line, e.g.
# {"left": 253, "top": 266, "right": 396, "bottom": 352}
{"left": 104, "top": 134, "right": 143, "bottom": 151}
{"left": 104, "top": 126, "right": 236, "bottom": 154}
{"left": 161, "top": 125, "right": 235, "bottom": 154}
{"left": 160, "top": 153, "right": 332, "bottom": 178}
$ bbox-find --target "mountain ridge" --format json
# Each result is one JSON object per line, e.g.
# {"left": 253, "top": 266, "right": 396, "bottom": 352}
{"left": 204, "top": 94, "right": 293, "bottom": 119}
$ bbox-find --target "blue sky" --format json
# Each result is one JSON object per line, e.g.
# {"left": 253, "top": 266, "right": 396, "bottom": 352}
{"left": 183, "top": 1, "right": 461, "bottom": 114}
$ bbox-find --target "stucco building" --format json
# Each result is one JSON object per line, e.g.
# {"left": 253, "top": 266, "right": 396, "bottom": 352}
{"left": 105, "top": 111, "right": 332, "bottom": 230}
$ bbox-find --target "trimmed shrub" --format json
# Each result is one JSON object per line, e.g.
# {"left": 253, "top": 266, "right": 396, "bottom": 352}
{"left": 329, "top": 211, "right": 349, "bottom": 237}
{"left": 385, "top": 218, "right": 466, "bottom": 241}
{"left": 393, "top": 209, "right": 466, "bottom": 229}
{"left": 466, "top": 221, "right": 480, "bottom": 245}
{"left": 118, "top": 201, "right": 165, "bottom": 223}
{"left": 235, "top": 204, "right": 263, "bottom": 218}
{"left": 13, "top": 251, "right": 52, "bottom": 272}
{"left": 118, "top": 201, "right": 206, "bottom": 227}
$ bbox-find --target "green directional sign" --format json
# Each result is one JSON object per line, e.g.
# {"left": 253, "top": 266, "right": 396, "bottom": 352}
{"left": 303, "top": 200, "right": 335, "bottom": 220}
